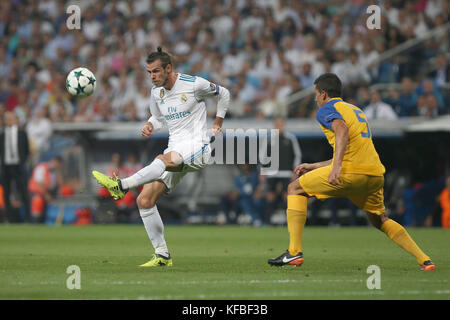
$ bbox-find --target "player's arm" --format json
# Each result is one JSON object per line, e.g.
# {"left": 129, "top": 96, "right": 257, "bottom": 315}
{"left": 328, "top": 118, "right": 349, "bottom": 185}
{"left": 295, "top": 103, "right": 347, "bottom": 179}
{"left": 211, "top": 85, "right": 230, "bottom": 136}
{"left": 195, "top": 77, "right": 230, "bottom": 136}
{"left": 294, "top": 159, "right": 332, "bottom": 177}
{"left": 143, "top": 92, "right": 164, "bottom": 138}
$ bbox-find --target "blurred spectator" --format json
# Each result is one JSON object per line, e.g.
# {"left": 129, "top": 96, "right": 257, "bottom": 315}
{"left": 299, "top": 62, "right": 315, "bottom": 89}
{"left": 331, "top": 50, "right": 349, "bottom": 84}
{"left": 26, "top": 107, "right": 52, "bottom": 164}
{"left": 222, "top": 164, "right": 265, "bottom": 226}
{"left": 390, "top": 77, "right": 419, "bottom": 117}
{"left": 417, "top": 94, "right": 439, "bottom": 118}
{"left": 28, "top": 156, "right": 62, "bottom": 223}
{"left": 364, "top": 90, "right": 398, "bottom": 121}
{"left": 257, "top": 84, "right": 287, "bottom": 118}
{"left": 344, "top": 49, "right": 371, "bottom": 86}
{"left": 134, "top": 84, "right": 151, "bottom": 121}
{"left": 439, "top": 176, "right": 450, "bottom": 229}
{"left": 0, "top": 111, "right": 31, "bottom": 222}
{"left": 126, "top": 152, "right": 143, "bottom": 176}
{"left": 222, "top": 44, "right": 247, "bottom": 78}
{"left": 356, "top": 87, "right": 371, "bottom": 109}
{"left": 260, "top": 117, "right": 302, "bottom": 224}
{"left": 416, "top": 79, "right": 445, "bottom": 112}
{"left": 97, "top": 153, "right": 137, "bottom": 223}
{"left": 359, "top": 40, "right": 379, "bottom": 72}
{"left": 428, "top": 52, "right": 450, "bottom": 89}
{"left": 228, "top": 83, "right": 246, "bottom": 118}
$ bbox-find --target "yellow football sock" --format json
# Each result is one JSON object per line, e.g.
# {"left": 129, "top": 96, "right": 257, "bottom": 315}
{"left": 381, "top": 219, "right": 430, "bottom": 265}
{"left": 287, "top": 195, "right": 308, "bottom": 256}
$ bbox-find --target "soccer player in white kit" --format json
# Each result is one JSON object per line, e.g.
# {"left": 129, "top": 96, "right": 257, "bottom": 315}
{"left": 93, "top": 47, "right": 230, "bottom": 267}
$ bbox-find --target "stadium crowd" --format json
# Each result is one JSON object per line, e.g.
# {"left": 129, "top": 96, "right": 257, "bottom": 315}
{"left": 0, "top": 0, "right": 449, "bottom": 126}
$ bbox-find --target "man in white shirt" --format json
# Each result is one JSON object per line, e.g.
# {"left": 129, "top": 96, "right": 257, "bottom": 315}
{"left": 364, "top": 90, "right": 398, "bottom": 121}
{"left": 93, "top": 47, "right": 230, "bottom": 267}
{"left": 26, "top": 107, "right": 53, "bottom": 164}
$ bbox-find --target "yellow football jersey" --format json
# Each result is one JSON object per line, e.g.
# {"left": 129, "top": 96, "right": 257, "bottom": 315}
{"left": 315, "top": 97, "right": 385, "bottom": 176}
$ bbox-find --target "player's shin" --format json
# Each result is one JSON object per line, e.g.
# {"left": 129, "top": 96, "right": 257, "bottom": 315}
{"left": 139, "top": 206, "right": 169, "bottom": 256}
{"left": 287, "top": 195, "right": 308, "bottom": 256}
{"left": 121, "top": 158, "right": 166, "bottom": 190}
{"left": 381, "top": 219, "right": 430, "bottom": 265}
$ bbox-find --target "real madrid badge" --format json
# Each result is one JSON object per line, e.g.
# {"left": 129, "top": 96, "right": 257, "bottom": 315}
{"left": 160, "top": 89, "right": 165, "bottom": 98}
{"left": 181, "top": 93, "right": 187, "bottom": 103}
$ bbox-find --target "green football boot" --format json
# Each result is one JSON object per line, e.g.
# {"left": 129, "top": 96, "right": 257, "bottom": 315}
{"left": 92, "top": 170, "right": 126, "bottom": 200}
{"left": 139, "top": 254, "right": 173, "bottom": 267}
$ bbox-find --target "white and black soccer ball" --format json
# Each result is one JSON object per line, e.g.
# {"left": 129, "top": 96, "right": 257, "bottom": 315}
{"left": 66, "top": 67, "right": 96, "bottom": 98}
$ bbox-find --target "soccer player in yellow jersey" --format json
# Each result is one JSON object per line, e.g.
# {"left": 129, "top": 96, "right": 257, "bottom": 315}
{"left": 268, "top": 73, "right": 435, "bottom": 271}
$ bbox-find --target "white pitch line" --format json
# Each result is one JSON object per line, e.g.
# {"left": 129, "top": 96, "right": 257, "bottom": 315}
{"left": 90, "top": 279, "right": 364, "bottom": 286}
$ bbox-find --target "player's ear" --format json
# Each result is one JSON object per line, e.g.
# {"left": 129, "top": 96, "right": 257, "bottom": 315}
{"left": 165, "top": 63, "right": 172, "bottom": 73}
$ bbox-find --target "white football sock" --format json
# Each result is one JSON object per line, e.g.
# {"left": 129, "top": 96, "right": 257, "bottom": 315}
{"left": 121, "top": 158, "right": 166, "bottom": 190}
{"left": 139, "top": 206, "right": 169, "bottom": 256}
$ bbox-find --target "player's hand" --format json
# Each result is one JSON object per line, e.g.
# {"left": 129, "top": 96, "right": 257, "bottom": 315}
{"left": 294, "top": 163, "right": 314, "bottom": 177}
{"left": 210, "top": 124, "right": 222, "bottom": 137}
{"left": 141, "top": 122, "right": 154, "bottom": 138}
{"left": 210, "top": 117, "right": 224, "bottom": 138}
{"left": 328, "top": 166, "right": 342, "bottom": 185}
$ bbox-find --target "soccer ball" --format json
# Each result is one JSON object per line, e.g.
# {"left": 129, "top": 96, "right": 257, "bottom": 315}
{"left": 66, "top": 67, "right": 96, "bottom": 98}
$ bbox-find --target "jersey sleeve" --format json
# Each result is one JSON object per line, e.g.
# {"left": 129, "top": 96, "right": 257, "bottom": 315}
{"left": 194, "top": 76, "right": 229, "bottom": 119}
{"left": 147, "top": 90, "right": 165, "bottom": 131}
{"left": 316, "top": 104, "right": 344, "bottom": 130}
{"left": 194, "top": 77, "right": 220, "bottom": 100}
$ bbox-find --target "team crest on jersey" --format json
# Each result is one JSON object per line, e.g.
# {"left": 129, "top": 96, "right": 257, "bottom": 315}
{"left": 160, "top": 89, "right": 165, "bottom": 98}
{"left": 181, "top": 93, "right": 187, "bottom": 103}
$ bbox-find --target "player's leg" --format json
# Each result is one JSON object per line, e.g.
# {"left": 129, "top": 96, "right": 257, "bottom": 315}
{"left": 268, "top": 178, "right": 307, "bottom": 266}
{"left": 350, "top": 175, "right": 435, "bottom": 270}
{"left": 92, "top": 151, "right": 183, "bottom": 200}
{"left": 137, "top": 180, "right": 172, "bottom": 267}
{"left": 121, "top": 151, "right": 184, "bottom": 188}
{"left": 366, "top": 212, "right": 435, "bottom": 270}
{"left": 137, "top": 142, "right": 209, "bottom": 267}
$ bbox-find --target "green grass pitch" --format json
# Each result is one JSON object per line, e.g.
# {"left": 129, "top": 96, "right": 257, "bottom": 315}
{"left": 0, "top": 224, "right": 448, "bottom": 300}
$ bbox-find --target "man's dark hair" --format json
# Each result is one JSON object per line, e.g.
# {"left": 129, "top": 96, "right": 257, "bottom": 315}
{"left": 146, "top": 47, "right": 173, "bottom": 68}
{"left": 313, "top": 73, "right": 342, "bottom": 98}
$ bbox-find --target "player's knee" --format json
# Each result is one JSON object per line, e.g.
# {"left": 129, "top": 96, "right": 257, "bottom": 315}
{"left": 156, "top": 152, "right": 183, "bottom": 167}
{"left": 156, "top": 154, "right": 169, "bottom": 166}
{"left": 136, "top": 194, "right": 155, "bottom": 209}
{"left": 287, "top": 181, "right": 302, "bottom": 195}
{"left": 367, "top": 212, "right": 387, "bottom": 230}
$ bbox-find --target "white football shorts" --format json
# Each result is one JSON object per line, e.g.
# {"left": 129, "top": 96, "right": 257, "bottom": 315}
{"left": 158, "top": 141, "right": 211, "bottom": 192}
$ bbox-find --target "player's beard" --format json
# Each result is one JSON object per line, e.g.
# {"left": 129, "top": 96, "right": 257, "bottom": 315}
{"left": 160, "top": 72, "right": 169, "bottom": 88}
{"left": 153, "top": 73, "right": 168, "bottom": 88}
{"left": 161, "top": 76, "right": 168, "bottom": 87}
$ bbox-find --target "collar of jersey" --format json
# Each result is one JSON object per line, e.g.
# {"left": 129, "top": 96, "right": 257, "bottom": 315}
{"left": 322, "top": 97, "right": 343, "bottom": 108}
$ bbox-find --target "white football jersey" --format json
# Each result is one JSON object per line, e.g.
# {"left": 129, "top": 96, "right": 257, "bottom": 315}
{"left": 148, "top": 73, "right": 224, "bottom": 147}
